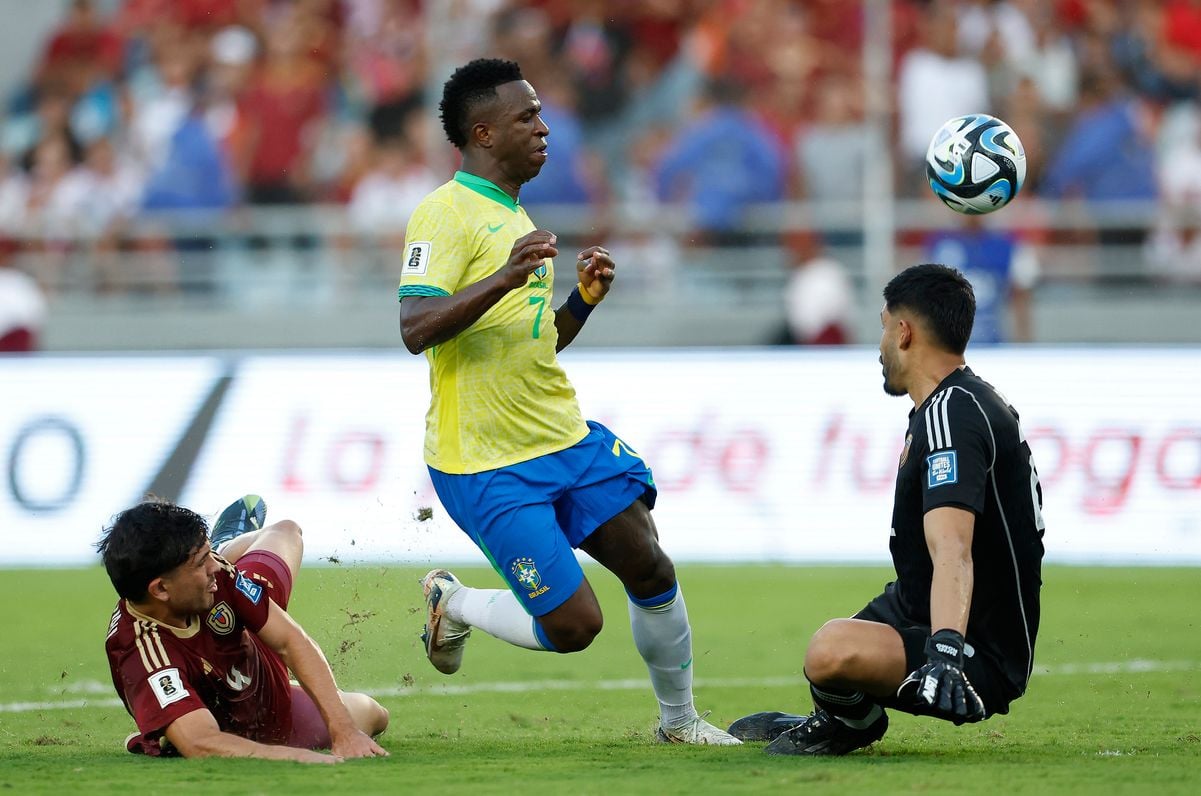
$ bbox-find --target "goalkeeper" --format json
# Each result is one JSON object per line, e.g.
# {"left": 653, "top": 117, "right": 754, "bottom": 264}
{"left": 729, "top": 264, "right": 1046, "bottom": 755}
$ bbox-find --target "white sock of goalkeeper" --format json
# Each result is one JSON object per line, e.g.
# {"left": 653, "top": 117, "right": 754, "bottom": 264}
{"left": 809, "top": 682, "right": 884, "bottom": 729}
{"left": 628, "top": 583, "right": 697, "bottom": 727}
{"left": 445, "top": 586, "right": 552, "bottom": 651}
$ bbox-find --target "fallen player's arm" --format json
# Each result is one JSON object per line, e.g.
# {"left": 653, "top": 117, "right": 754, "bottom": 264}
{"left": 164, "top": 707, "right": 337, "bottom": 763}
{"left": 257, "top": 600, "right": 388, "bottom": 759}
{"left": 924, "top": 505, "right": 975, "bottom": 635}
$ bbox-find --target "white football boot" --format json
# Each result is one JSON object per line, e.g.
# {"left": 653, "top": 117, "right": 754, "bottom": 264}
{"left": 420, "top": 569, "right": 471, "bottom": 674}
{"left": 655, "top": 710, "right": 743, "bottom": 746}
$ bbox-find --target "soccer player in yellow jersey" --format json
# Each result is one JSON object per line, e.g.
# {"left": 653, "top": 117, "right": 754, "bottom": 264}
{"left": 398, "top": 58, "right": 739, "bottom": 746}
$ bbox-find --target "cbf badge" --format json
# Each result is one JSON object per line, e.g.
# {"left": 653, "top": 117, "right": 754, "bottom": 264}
{"left": 206, "top": 601, "right": 235, "bottom": 635}
{"left": 512, "top": 557, "right": 549, "bottom": 598}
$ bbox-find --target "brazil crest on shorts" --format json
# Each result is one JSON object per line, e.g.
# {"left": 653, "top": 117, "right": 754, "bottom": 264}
{"left": 512, "top": 557, "right": 549, "bottom": 598}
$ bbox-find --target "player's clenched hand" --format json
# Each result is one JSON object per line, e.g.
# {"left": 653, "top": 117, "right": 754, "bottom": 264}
{"left": 896, "top": 628, "right": 986, "bottom": 725}
{"left": 500, "top": 230, "right": 558, "bottom": 290}
{"left": 331, "top": 728, "right": 389, "bottom": 759}
{"left": 577, "top": 246, "right": 614, "bottom": 302}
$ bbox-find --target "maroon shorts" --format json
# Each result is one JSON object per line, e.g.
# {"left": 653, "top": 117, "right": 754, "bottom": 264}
{"left": 287, "top": 685, "right": 334, "bottom": 749}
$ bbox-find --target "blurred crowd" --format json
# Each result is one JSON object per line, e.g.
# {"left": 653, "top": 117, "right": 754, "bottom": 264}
{"left": 3, "top": 0, "right": 1201, "bottom": 346}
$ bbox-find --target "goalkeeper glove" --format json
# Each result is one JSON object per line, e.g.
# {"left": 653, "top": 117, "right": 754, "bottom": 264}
{"left": 896, "top": 628, "right": 986, "bottom": 725}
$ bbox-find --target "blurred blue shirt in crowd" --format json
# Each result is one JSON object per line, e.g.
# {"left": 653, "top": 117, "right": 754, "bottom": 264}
{"left": 654, "top": 103, "right": 785, "bottom": 236}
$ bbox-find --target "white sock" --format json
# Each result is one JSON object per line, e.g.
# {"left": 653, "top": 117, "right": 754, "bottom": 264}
{"left": 628, "top": 584, "right": 697, "bottom": 727}
{"left": 445, "top": 586, "right": 547, "bottom": 651}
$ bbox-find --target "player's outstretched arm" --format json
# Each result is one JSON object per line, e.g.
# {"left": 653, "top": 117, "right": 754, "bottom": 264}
{"left": 165, "top": 707, "right": 339, "bottom": 763}
{"left": 399, "top": 230, "right": 558, "bottom": 353}
{"left": 554, "top": 246, "right": 614, "bottom": 352}
{"left": 258, "top": 600, "right": 389, "bottom": 759}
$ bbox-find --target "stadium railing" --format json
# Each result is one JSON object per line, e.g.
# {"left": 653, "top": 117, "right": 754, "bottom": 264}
{"left": 11, "top": 198, "right": 1200, "bottom": 349}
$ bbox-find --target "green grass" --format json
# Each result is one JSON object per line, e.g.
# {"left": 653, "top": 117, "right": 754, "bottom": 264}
{"left": 1, "top": 565, "right": 1199, "bottom": 794}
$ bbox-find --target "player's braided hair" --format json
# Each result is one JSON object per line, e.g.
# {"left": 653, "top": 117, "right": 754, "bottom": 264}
{"left": 884, "top": 263, "right": 976, "bottom": 355}
{"left": 439, "top": 58, "right": 524, "bottom": 149}
{"left": 97, "top": 499, "right": 210, "bottom": 600}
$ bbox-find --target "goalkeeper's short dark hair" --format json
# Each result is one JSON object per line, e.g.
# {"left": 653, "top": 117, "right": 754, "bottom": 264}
{"left": 439, "top": 58, "right": 525, "bottom": 149}
{"left": 883, "top": 263, "right": 976, "bottom": 355}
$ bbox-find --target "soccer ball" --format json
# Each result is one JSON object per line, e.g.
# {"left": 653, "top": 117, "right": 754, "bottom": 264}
{"left": 925, "top": 114, "right": 1026, "bottom": 214}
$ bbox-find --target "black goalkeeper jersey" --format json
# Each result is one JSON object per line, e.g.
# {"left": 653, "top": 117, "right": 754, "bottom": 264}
{"left": 889, "top": 366, "right": 1045, "bottom": 695}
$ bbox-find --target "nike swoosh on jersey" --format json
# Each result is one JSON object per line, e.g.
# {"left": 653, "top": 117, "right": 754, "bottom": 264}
{"left": 487, "top": 222, "right": 504, "bottom": 233}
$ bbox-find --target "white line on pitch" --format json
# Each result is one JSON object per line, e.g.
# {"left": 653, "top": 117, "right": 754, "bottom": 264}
{"left": 4, "top": 659, "right": 1197, "bottom": 714}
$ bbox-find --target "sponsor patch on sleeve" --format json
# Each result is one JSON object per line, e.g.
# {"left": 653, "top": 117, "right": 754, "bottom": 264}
{"left": 235, "top": 573, "right": 263, "bottom": 604}
{"left": 926, "top": 450, "right": 959, "bottom": 489}
{"left": 403, "top": 241, "right": 431, "bottom": 275}
{"left": 148, "top": 667, "right": 190, "bottom": 709}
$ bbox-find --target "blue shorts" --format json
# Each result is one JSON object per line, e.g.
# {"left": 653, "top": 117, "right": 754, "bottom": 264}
{"left": 429, "top": 421, "right": 657, "bottom": 617}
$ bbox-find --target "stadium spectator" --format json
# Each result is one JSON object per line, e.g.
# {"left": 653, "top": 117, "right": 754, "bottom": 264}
{"left": 348, "top": 132, "right": 439, "bottom": 238}
{"left": 794, "top": 72, "right": 868, "bottom": 208}
{"left": 236, "top": 5, "right": 329, "bottom": 204}
{"left": 74, "top": 136, "right": 147, "bottom": 292}
{"left": 204, "top": 25, "right": 258, "bottom": 166}
{"left": 398, "top": 58, "right": 740, "bottom": 747}
{"left": 99, "top": 495, "right": 389, "bottom": 762}
{"left": 0, "top": 239, "right": 46, "bottom": 352}
{"left": 34, "top": 0, "right": 123, "bottom": 100}
{"left": 1042, "top": 70, "right": 1158, "bottom": 203}
{"left": 776, "top": 231, "right": 855, "bottom": 346}
{"left": 923, "top": 215, "right": 1039, "bottom": 343}
{"left": 1110, "top": 0, "right": 1198, "bottom": 103}
{"left": 654, "top": 78, "right": 785, "bottom": 246}
{"left": 2, "top": 85, "right": 86, "bottom": 177}
{"left": 342, "top": 0, "right": 426, "bottom": 109}
{"left": 729, "top": 263, "right": 1045, "bottom": 755}
{"left": 1016, "top": 2, "right": 1080, "bottom": 122}
{"left": 896, "top": 0, "right": 990, "bottom": 188}
{"left": 141, "top": 108, "right": 237, "bottom": 213}
{"left": 1145, "top": 104, "right": 1201, "bottom": 283}
{"left": 19, "top": 133, "right": 93, "bottom": 293}
{"left": 1041, "top": 67, "right": 1158, "bottom": 278}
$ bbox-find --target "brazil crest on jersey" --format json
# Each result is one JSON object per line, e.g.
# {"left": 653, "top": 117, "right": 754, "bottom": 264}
{"left": 399, "top": 172, "right": 589, "bottom": 474}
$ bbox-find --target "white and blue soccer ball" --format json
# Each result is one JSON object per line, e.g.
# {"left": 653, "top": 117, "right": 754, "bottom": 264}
{"left": 925, "top": 113, "right": 1026, "bottom": 215}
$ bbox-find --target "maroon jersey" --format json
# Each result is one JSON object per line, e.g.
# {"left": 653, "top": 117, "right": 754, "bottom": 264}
{"left": 105, "top": 555, "right": 293, "bottom": 755}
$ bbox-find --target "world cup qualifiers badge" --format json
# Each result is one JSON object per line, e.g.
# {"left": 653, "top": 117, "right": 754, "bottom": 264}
{"left": 512, "top": 557, "right": 550, "bottom": 598}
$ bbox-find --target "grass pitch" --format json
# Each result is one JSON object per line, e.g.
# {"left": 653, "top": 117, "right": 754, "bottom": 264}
{"left": 1, "top": 564, "right": 1198, "bottom": 794}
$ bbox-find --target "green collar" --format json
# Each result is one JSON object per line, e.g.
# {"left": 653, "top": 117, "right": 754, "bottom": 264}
{"left": 454, "top": 171, "right": 520, "bottom": 211}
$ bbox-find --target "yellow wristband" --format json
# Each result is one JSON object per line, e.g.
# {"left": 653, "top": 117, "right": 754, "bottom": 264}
{"left": 577, "top": 282, "right": 603, "bottom": 305}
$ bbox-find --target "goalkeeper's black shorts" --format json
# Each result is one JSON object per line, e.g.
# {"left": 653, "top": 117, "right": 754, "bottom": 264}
{"left": 854, "top": 582, "right": 1022, "bottom": 719}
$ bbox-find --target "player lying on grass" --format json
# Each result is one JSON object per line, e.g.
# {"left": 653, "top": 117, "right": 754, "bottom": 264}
{"left": 398, "top": 58, "right": 738, "bottom": 745}
{"left": 729, "top": 264, "right": 1046, "bottom": 755}
{"left": 99, "top": 495, "right": 389, "bottom": 763}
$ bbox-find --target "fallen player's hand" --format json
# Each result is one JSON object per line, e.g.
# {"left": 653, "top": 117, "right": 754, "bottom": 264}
{"left": 331, "top": 728, "right": 389, "bottom": 759}
{"left": 896, "top": 628, "right": 986, "bottom": 725}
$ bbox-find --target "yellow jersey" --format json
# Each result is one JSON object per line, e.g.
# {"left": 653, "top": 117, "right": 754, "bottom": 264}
{"left": 398, "top": 172, "right": 589, "bottom": 474}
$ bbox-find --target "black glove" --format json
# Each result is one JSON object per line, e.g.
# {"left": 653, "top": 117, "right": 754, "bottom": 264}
{"left": 896, "top": 628, "right": 986, "bottom": 725}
